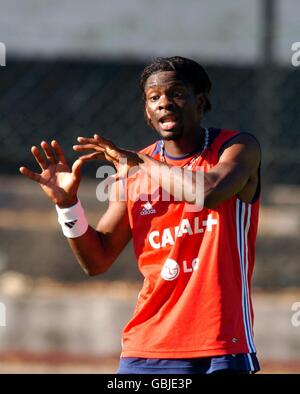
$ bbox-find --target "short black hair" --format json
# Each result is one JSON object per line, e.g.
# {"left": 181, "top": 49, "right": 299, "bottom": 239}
{"left": 139, "top": 56, "right": 212, "bottom": 112}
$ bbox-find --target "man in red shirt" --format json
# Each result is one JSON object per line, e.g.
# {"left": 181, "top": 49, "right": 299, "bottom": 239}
{"left": 20, "top": 56, "right": 261, "bottom": 374}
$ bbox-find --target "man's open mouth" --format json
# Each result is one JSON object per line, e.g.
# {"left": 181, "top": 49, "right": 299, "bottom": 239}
{"left": 159, "top": 114, "right": 178, "bottom": 131}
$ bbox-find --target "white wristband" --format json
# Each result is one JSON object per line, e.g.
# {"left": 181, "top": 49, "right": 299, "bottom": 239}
{"left": 56, "top": 199, "right": 89, "bottom": 238}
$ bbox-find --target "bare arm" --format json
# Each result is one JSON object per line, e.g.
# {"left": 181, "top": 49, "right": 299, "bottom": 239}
{"left": 75, "top": 133, "right": 261, "bottom": 210}
{"left": 67, "top": 183, "right": 132, "bottom": 276}
{"left": 137, "top": 133, "right": 261, "bottom": 208}
{"left": 19, "top": 140, "right": 131, "bottom": 277}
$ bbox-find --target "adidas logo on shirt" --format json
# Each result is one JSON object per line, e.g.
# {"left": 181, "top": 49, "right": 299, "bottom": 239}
{"left": 140, "top": 202, "right": 156, "bottom": 216}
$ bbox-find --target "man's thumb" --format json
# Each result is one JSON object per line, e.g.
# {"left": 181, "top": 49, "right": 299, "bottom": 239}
{"left": 72, "top": 158, "right": 84, "bottom": 179}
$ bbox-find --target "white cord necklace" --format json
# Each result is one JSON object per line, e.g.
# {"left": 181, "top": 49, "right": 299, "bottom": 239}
{"left": 159, "top": 127, "right": 210, "bottom": 169}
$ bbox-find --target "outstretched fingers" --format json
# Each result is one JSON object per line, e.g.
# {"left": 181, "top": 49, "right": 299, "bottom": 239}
{"left": 51, "top": 140, "right": 67, "bottom": 165}
{"left": 41, "top": 141, "right": 57, "bottom": 164}
{"left": 31, "top": 146, "right": 47, "bottom": 170}
{"left": 76, "top": 136, "right": 98, "bottom": 144}
{"left": 73, "top": 143, "right": 105, "bottom": 152}
{"left": 93, "top": 133, "right": 109, "bottom": 143}
{"left": 71, "top": 152, "right": 102, "bottom": 179}
{"left": 19, "top": 166, "right": 42, "bottom": 183}
{"left": 94, "top": 134, "right": 116, "bottom": 149}
{"left": 77, "top": 134, "right": 113, "bottom": 148}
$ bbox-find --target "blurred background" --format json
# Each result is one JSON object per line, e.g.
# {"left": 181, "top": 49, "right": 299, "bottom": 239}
{"left": 0, "top": 0, "right": 299, "bottom": 373}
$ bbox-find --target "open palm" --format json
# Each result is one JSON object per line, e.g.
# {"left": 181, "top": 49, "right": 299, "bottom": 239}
{"left": 19, "top": 140, "right": 85, "bottom": 207}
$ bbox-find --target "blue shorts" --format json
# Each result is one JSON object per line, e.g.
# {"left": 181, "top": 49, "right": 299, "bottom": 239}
{"left": 117, "top": 353, "right": 260, "bottom": 374}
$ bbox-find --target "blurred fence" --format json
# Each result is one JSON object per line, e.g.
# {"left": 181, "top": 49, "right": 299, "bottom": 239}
{"left": 0, "top": 59, "right": 299, "bottom": 184}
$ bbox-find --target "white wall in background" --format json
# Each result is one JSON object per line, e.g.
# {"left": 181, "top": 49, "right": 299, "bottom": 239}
{"left": 0, "top": 0, "right": 297, "bottom": 65}
{"left": 276, "top": 0, "right": 300, "bottom": 65}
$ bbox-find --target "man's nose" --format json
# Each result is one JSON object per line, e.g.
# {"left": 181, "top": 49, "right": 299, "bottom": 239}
{"left": 158, "top": 95, "right": 175, "bottom": 110}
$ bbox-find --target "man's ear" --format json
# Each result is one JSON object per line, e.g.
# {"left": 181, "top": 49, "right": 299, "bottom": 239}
{"left": 196, "top": 93, "right": 206, "bottom": 115}
{"left": 145, "top": 106, "right": 151, "bottom": 121}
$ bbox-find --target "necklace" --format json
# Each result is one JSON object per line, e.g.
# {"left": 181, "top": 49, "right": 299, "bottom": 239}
{"left": 159, "top": 128, "right": 210, "bottom": 169}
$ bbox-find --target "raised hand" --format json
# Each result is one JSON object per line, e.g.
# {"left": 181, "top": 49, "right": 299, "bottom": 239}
{"left": 73, "top": 134, "right": 142, "bottom": 179}
{"left": 19, "top": 140, "right": 87, "bottom": 208}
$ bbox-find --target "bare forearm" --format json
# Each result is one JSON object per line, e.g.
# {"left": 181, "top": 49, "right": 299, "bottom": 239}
{"left": 135, "top": 152, "right": 253, "bottom": 209}
{"left": 136, "top": 153, "right": 215, "bottom": 207}
{"left": 67, "top": 226, "right": 110, "bottom": 276}
{"left": 72, "top": 132, "right": 260, "bottom": 211}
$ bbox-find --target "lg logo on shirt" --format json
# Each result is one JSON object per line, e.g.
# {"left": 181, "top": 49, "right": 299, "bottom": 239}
{"left": 161, "top": 257, "right": 200, "bottom": 281}
{"left": 161, "top": 259, "right": 180, "bottom": 281}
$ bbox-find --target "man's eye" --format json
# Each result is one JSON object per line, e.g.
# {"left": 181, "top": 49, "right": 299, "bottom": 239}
{"left": 173, "top": 91, "right": 184, "bottom": 98}
{"left": 149, "top": 95, "right": 159, "bottom": 102}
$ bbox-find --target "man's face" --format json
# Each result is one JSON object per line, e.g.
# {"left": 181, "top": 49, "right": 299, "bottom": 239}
{"left": 144, "top": 71, "right": 204, "bottom": 141}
